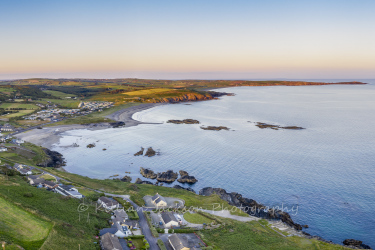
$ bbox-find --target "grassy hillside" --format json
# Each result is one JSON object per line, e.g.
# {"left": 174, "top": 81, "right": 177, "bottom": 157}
{"left": 0, "top": 174, "right": 110, "bottom": 250}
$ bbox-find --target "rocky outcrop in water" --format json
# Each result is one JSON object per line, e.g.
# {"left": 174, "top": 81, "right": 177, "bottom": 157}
{"left": 87, "top": 143, "right": 96, "bottom": 148}
{"left": 199, "top": 187, "right": 303, "bottom": 231}
{"left": 140, "top": 167, "right": 157, "bottom": 179}
{"left": 177, "top": 170, "right": 198, "bottom": 183}
{"left": 167, "top": 119, "right": 200, "bottom": 124}
{"left": 252, "top": 122, "right": 305, "bottom": 130}
{"left": 200, "top": 126, "right": 229, "bottom": 131}
{"left": 37, "top": 148, "right": 66, "bottom": 168}
{"left": 343, "top": 239, "right": 372, "bottom": 249}
{"left": 157, "top": 170, "right": 178, "bottom": 183}
{"left": 145, "top": 147, "right": 156, "bottom": 157}
{"left": 135, "top": 178, "right": 154, "bottom": 185}
{"left": 120, "top": 176, "right": 132, "bottom": 182}
{"left": 173, "top": 185, "right": 196, "bottom": 193}
{"left": 134, "top": 147, "right": 144, "bottom": 156}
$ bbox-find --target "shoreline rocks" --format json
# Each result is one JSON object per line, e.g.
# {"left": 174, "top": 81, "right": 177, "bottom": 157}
{"left": 200, "top": 126, "right": 230, "bottom": 131}
{"left": 199, "top": 187, "right": 303, "bottom": 231}
{"left": 167, "top": 119, "right": 200, "bottom": 124}
{"left": 252, "top": 122, "right": 305, "bottom": 130}
{"left": 140, "top": 167, "right": 157, "bottom": 179}
{"left": 173, "top": 185, "right": 196, "bottom": 193}
{"left": 86, "top": 143, "right": 96, "bottom": 148}
{"left": 109, "top": 121, "right": 125, "bottom": 128}
{"left": 177, "top": 170, "right": 198, "bottom": 184}
{"left": 37, "top": 148, "right": 66, "bottom": 168}
{"left": 145, "top": 147, "right": 156, "bottom": 157}
{"left": 343, "top": 239, "right": 371, "bottom": 249}
{"left": 134, "top": 147, "right": 144, "bottom": 156}
{"left": 120, "top": 175, "right": 132, "bottom": 182}
{"left": 135, "top": 178, "right": 153, "bottom": 185}
{"left": 156, "top": 170, "right": 178, "bottom": 183}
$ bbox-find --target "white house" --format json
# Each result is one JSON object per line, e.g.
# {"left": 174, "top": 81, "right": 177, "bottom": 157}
{"left": 97, "top": 196, "right": 119, "bottom": 210}
{"left": 0, "top": 147, "right": 7, "bottom": 152}
{"left": 152, "top": 193, "right": 168, "bottom": 207}
{"left": 161, "top": 212, "right": 179, "bottom": 228}
{"left": 13, "top": 163, "right": 32, "bottom": 175}
{"left": 55, "top": 185, "right": 83, "bottom": 198}
{"left": 111, "top": 218, "right": 132, "bottom": 237}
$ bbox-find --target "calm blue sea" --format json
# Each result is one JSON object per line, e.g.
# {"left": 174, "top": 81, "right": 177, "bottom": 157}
{"left": 54, "top": 80, "right": 375, "bottom": 246}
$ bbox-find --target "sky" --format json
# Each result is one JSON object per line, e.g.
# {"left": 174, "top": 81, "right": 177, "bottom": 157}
{"left": 0, "top": 0, "right": 374, "bottom": 80}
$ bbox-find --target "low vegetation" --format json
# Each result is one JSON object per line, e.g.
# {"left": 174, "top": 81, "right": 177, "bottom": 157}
{"left": 183, "top": 212, "right": 214, "bottom": 224}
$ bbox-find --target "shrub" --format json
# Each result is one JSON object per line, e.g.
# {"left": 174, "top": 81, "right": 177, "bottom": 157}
{"left": 157, "top": 239, "right": 167, "bottom": 250}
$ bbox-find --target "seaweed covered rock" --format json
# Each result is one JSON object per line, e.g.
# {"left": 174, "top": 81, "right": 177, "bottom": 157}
{"left": 144, "top": 147, "right": 156, "bottom": 157}
{"left": 177, "top": 170, "right": 198, "bottom": 183}
{"left": 120, "top": 176, "right": 132, "bottom": 182}
{"left": 140, "top": 167, "right": 157, "bottom": 179}
{"left": 135, "top": 178, "right": 154, "bottom": 185}
{"left": 156, "top": 170, "right": 178, "bottom": 183}
{"left": 200, "top": 126, "right": 229, "bottom": 131}
{"left": 37, "top": 148, "right": 66, "bottom": 168}
{"left": 134, "top": 147, "right": 144, "bottom": 156}
{"left": 173, "top": 185, "right": 196, "bottom": 193}
{"left": 167, "top": 119, "right": 200, "bottom": 124}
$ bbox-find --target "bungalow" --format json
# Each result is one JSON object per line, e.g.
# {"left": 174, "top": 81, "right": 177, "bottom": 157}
{"left": 100, "top": 232, "right": 122, "bottom": 250}
{"left": 0, "top": 146, "right": 7, "bottom": 152}
{"left": 0, "top": 124, "right": 15, "bottom": 132}
{"left": 152, "top": 193, "right": 168, "bottom": 207}
{"left": 27, "top": 175, "right": 43, "bottom": 185}
{"left": 55, "top": 185, "right": 83, "bottom": 198}
{"left": 161, "top": 212, "right": 179, "bottom": 228}
{"left": 14, "top": 163, "right": 32, "bottom": 175}
{"left": 168, "top": 234, "right": 190, "bottom": 250}
{"left": 43, "top": 180, "right": 58, "bottom": 190}
{"left": 97, "top": 196, "right": 119, "bottom": 210}
{"left": 111, "top": 218, "right": 132, "bottom": 237}
{"left": 112, "top": 209, "right": 128, "bottom": 222}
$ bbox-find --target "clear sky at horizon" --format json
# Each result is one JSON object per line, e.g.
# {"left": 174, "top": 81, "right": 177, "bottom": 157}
{"left": 1, "top": 0, "right": 374, "bottom": 79}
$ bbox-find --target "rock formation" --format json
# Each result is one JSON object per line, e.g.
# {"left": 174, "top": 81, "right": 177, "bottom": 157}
{"left": 343, "top": 239, "right": 371, "bottom": 249}
{"left": 156, "top": 170, "right": 178, "bottom": 183}
{"left": 200, "top": 126, "right": 230, "bottom": 131}
{"left": 135, "top": 178, "right": 154, "bottom": 185}
{"left": 140, "top": 167, "right": 157, "bottom": 179}
{"left": 120, "top": 176, "right": 132, "bottom": 182}
{"left": 37, "top": 148, "right": 66, "bottom": 168}
{"left": 134, "top": 147, "right": 144, "bottom": 156}
{"left": 254, "top": 122, "right": 305, "bottom": 130}
{"left": 199, "top": 187, "right": 303, "bottom": 231}
{"left": 144, "top": 147, "right": 156, "bottom": 157}
{"left": 110, "top": 121, "right": 125, "bottom": 128}
{"left": 86, "top": 143, "right": 96, "bottom": 148}
{"left": 167, "top": 119, "right": 200, "bottom": 124}
{"left": 173, "top": 185, "right": 195, "bottom": 193}
{"left": 177, "top": 170, "right": 198, "bottom": 183}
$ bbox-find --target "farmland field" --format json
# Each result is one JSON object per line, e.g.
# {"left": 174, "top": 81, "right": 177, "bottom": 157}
{"left": 124, "top": 88, "right": 175, "bottom": 96}
{"left": 0, "top": 103, "right": 39, "bottom": 109}
{"left": 43, "top": 90, "right": 77, "bottom": 98}
{"left": 0, "top": 197, "right": 52, "bottom": 243}
{"left": 39, "top": 99, "right": 80, "bottom": 108}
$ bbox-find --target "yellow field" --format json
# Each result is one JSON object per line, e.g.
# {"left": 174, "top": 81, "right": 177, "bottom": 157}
{"left": 0, "top": 197, "right": 51, "bottom": 242}
{"left": 123, "top": 88, "right": 174, "bottom": 96}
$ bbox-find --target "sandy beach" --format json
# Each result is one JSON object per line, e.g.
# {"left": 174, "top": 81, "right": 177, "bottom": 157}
{"left": 16, "top": 103, "right": 163, "bottom": 149}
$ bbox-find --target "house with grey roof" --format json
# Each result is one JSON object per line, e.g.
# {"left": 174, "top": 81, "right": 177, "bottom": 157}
{"left": 161, "top": 212, "right": 179, "bottom": 228}
{"left": 100, "top": 232, "right": 122, "bottom": 250}
{"left": 98, "top": 196, "right": 119, "bottom": 210}
{"left": 168, "top": 234, "right": 190, "bottom": 250}
{"left": 152, "top": 193, "right": 167, "bottom": 207}
{"left": 54, "top": 185, "right": 83, "bottom": 198}
{"left": 112, "top": 209, "right": 128, "bottom": 222}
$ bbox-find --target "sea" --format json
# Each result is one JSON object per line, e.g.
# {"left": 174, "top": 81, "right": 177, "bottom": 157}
{"left": 53, "top": 79, "right": 375, "bottom": 246}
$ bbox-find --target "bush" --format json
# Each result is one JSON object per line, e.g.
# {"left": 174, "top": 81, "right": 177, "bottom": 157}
{"left": 157, "top": 239, "right": 167, "bottom": 250}
{"left": 23, "top": 192, "right": 34, "bottom": 198}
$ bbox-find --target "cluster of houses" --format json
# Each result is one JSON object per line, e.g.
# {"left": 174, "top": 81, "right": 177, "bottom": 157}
{"left": 78, "top": 101, "right": 114, "bottom": 111}
{"left": 24, "top": 108, "right": 81, "bottom": 121}
{"left": 0, "top": 123, "right": 16, "bottom": 132}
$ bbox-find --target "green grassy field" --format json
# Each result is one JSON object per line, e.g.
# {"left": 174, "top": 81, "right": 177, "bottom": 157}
{"left": 183, "top": 212, "right": 214, "bottom": 224}
{"left": 39, "top": 99, "right": 80, "bottom": 108}
{"left": 42, "top": 90, "right": 77, "bottom": 98}
{"left": 0, "top": 103, "right": 39, "bottom": 109}
{"left": 39, "top": 174, "right": 56, "bottom": 181}
{"left": 199, "top": 218, "right": 349, "bottom": 250}
{"left": 0, "top": 197, "right": 52, "bottom": 248}
{"left": 0, "top": 175, "right": 110, "bottom": 250}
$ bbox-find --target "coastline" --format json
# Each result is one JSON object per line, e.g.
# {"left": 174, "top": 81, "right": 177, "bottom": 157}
{"left": 16, "top": 103, "right": 164, "bottom": 149}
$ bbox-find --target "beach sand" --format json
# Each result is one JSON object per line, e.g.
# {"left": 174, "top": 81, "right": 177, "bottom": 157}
{"left": 16, "top": 103, "right": 163, "bottom": 148}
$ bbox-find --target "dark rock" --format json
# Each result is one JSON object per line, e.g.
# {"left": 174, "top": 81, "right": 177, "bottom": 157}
{"left": 177, "top": 170, "right": 198, "bottom": 183}
{"left": 199, "top": 187, "right": 303, "bottom": 231}
{"left": 109, "top": 121, "right": 125, "bottom": 128}
{"left": 173, "top": 185, "right": 195, "bottom": 193}
{"left": 167, "top": 119, "right": 200, "bottom": 124}
{"left": 140, "top": 167, "right": 157, "bottom": 179}
{"left": 134, "top": 147, "right": 144, "bottom": 156}
{"left": 86, "top": 143, "right": 95, "bottom": 148}
{"left": 37, "top": 148, "right": 66, "bottom": 168}
{"left": 302, "top": 224, "right": 309, "bottom": 228}
{"left": 157, "top": 170, "right": 178, "bottom": 183}
{"left": 343, "top": 239, "right": 372, "bottom": 249}
{"left": 200, "top": 126, "right": 229, "bottom": 131}
{"left": 255, "top": 122, "right": 305, "bottom": 130}
{"left": 135, "top": 178, "right": 154, "bottom": 185}
{"left": 144, "top": 147, "right": 156, "bottom": 157}
{"left": 120, "top": 176, "right": 132, "bottom": 182}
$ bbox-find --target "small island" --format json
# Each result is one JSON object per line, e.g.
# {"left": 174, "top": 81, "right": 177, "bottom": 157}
{"left": 167, "top": 119, "right": 200, "bottom": 124}
{"left": 252, "top": 122, "right": 305, "bottom": 130}
{"left": 200, "top": 126, "right": 230, "bottom": 131}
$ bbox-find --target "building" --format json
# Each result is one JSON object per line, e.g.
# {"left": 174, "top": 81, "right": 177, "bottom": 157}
{"left": 13, "top": 163, "right": 32, "bottom": 175}
{"left": 111, "top": 218, "right": 132, "bottom": 237}
{"left": 0, "top": 124, "right": 15, "bottom": 132}
{"left": 112, "top": 209, "right": 128, "bottom": 222}
{"left": 168, "top": 234, "right": 190, "bottom": 250}
{"left": 55, "top": 185, "right": 83, "bottom": 198}
{"left": 0, "top": 146, "right": 7, "bottom": 152}
{"left": 152, "top": 193, "right": 168, "bottom": 207}
{"left": 97, "top": 196, "right": 119, "bottom": 210}
{"left": 27, "top": 175, "right": 44, "bottom": 185}
{"left": 161, "top": 212, "right": 179, "bottom": 228}
{"left": 100, "top": 232, "right": 122, "bottom": 250}
{"left": 43, "top": 180, "right": 58, "bottom": 190}
{"left": 11, "top": 138, "right": 24, "bottom": 144}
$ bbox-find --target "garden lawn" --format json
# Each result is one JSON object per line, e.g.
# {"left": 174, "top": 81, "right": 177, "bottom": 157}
{"left": 183, "top": 212, "right": 213, "bottom": 224}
